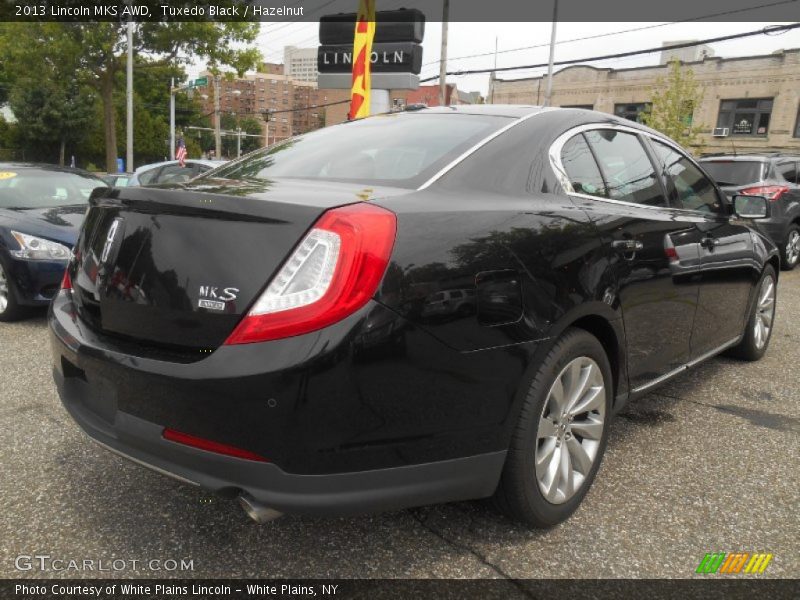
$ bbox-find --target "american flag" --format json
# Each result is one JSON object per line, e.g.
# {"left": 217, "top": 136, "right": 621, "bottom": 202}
{"left": 176, "top": 137, "right": 187, "bottom": 167}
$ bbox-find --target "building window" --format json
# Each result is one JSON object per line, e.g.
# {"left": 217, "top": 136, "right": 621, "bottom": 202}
{"left": 794, "top": 106, "right": 800, "bottom": 138}
{"left": 717, "top": 98, "right": 772, "bottom": 136}
{"left": 393, "top": 98, "right": 406, "bottom": 110}
{"left": 613, "top": 103, "right": 650, "bottom": 123}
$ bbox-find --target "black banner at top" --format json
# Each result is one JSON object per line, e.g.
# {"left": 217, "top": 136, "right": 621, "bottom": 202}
{"left": 0, "top": 0, "right": 798, "bottom": 22}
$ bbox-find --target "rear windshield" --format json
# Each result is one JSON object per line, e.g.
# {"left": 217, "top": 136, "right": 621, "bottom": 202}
{"left": 0, "top": 168, "right": 106, "bottom": 209}
{"left": 699, "top": 160, "right": 765, "bottom": 186}
{"left": 207, "top": 113, "right": 511, "bottom": 188}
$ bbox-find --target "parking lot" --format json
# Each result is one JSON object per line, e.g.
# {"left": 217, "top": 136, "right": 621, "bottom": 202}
{"left": 0, "top": 270, "right": 797, "bottom": 580}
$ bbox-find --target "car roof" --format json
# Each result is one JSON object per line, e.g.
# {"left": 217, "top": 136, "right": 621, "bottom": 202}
{"left": 404, "top": 104, "right": 548, "bottom": 119}
{"left": 133, "top": 159, "right": 226, "bottom": 174}
{"left": 0, "top": 162, "right": 103, "bottom": 178}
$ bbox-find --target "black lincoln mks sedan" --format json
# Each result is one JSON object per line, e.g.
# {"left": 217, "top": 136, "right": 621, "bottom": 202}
{"left": 49, "top": 106, "right": 778, "bottom": 527}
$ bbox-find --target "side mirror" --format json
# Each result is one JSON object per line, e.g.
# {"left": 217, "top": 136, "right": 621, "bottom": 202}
{"left": 733, "top": 194, "right": 770, "bottom": 219}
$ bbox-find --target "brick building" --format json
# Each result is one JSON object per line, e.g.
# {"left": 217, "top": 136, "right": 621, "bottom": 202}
{"left": 489, "top": 48, "right": 800, "bottom": 153}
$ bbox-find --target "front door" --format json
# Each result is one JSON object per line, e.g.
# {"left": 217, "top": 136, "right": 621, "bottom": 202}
{"left": 648, "top": 139, "right": 757, "bottom": 358}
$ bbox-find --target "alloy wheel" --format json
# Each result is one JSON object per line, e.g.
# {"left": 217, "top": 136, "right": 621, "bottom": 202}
{"left": 535, "top": 356, "right": 606, "bottom": 504}
{"left": 0, "top": 263, "right": 8, "bottom": 314}
{"left": 786, "top": 230, "right": 800, "bottom": 267}
{"left": 754, "top": 275, "right": 775, "bottom": 350}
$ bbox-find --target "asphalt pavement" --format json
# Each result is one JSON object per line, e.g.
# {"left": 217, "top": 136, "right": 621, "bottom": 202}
{"left": 1, "top": 270, "right": 798, "bottom": 580}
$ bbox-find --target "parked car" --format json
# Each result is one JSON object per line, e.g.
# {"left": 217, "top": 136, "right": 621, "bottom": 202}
{"left": 420, "top": 288, "right": 476, "bottom": 319}
{"left": 0, "top": 164, "right": 107, "bottom": 321}
{"left": 50, "top": 107, "right": 778, "bottom": 527}
{"left": 699, "top": 154, "right": 800, "bottom": 270}
{"left": 102, "top": 173, "right": 134, "bottom": 188}
{"left": 127, "top": 159, "right": 226, "bottom": 186}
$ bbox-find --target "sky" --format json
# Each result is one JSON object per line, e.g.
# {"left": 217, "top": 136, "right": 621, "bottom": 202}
{"left": 189, "top": 20, "right": 800, "bottom": 96}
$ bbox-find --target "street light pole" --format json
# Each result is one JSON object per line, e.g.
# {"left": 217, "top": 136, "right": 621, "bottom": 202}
{"left": 126, "top": 20, "right": 134, "bottom": 171}
{"left": 439, "top": 0, "right": 449, "bottom": 106}
{"left": 237, "top": 127, "right": 242, "bottom": 158}
{"left": 169, "top": 77, "right": 175, "bottom": 160}
{"left": 544, "top": 0, "right": 559, "bottom": 107}
{"left": 214, "top": 76, "right": 221, "bottom": 159}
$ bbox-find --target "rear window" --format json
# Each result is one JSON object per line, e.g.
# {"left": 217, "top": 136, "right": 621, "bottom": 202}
{"left": 0, "top": 168, "right": 106, "bottom": 209}
{"left": 699, "top": 160, "right": 765, "bottom": 186}
{"left": 207, "top": 113, "right": 511, "bottom": 188}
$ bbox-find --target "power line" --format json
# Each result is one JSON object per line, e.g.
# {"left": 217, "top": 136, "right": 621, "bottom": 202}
{"left": 421, "top": 23, "right": 800, "bottom": 83}
{"left": 420, "top": 0, "right": 800, "bottom": 69}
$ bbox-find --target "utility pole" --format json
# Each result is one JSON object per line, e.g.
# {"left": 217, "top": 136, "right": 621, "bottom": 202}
{"left": 236, "top": 126, "right": 242, "bottom": 158}
{"left": 169, "top": 77, "right": 175, "bottom": 160}
{"left": 214, "top": 76, "right": 221, "bottom": 159}
{"left": 544, "top": 0, "right": 559, "bottom": 107}
{"left": 439, "top": 0, "right": 449, "bottom": 106}
{"left": 489, "top": 36, "right": 498, "bottom": 104}
{"left": 125, "top": 20, "right": 134, "bottom": 171}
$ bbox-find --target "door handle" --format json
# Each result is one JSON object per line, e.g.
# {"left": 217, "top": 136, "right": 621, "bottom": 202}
{"left": 611, "top": 239, "right": 644, "bottom": 252}
{"left": 700, "top": 236, "right": 719, "bottom": 249}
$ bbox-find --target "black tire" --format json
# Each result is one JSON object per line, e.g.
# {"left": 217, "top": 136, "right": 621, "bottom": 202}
{"left": 0, "top": 260, "right": 27, "bottom": 322}
{"left": 726, "top": 265, "right": 777, "bottom": 361}
{"left": 494, "top": 328, "right": 613, "bottom": 528}
{"left": 780, "top": 224, "right": 799, "bottom": 271}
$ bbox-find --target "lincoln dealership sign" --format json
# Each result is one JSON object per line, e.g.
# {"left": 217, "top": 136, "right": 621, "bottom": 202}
{"left": 317, "top": 8, "right": 425, "bottom": 89}
{"left": 318, "top": 42, "right": 422, "bottom": 74}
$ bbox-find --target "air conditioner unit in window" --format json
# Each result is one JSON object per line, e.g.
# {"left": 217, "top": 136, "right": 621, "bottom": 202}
{"left": 712, "top": 127, "right": 730, "bottom": 137}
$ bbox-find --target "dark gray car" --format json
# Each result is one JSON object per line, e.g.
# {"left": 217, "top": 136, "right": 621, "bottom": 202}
{"left": 700, "top": 154, "right": 800, "bottom": 270}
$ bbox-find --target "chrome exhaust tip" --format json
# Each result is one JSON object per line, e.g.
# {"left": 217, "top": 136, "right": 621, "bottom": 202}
{"left": 238, "top": 494, "right": 283, "bottom": 523}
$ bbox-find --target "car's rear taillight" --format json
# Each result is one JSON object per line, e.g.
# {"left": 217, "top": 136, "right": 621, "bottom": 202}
{"left": 60, "top": 268, "right": 72, "bottom": 291}
{"left": 163, "top": 428, "right": 269, "bottom": 462}
{"left": 225, "top": 202, "right": 397, "bottom": 345}
{"left": 742, "top": 185, "right": 789, "bottom": 202}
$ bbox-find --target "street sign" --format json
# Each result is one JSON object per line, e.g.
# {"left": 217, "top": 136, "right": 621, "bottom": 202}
{"left": 193, "top": 77, "right": 208, "bottom": 87}
{"left": 319, "top": 9, "right": 425, "bottom": 45}
{"left": 318, "top": 42, "right": 423, "bottom": 74}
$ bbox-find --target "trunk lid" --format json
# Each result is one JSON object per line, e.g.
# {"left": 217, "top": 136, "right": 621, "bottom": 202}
{"left": 70, "top": 178, "right": 407, "bottom": 351}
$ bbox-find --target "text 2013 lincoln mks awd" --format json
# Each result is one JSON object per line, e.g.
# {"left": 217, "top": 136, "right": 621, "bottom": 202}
{"left": 50, "top": 106, "right": 778, "bottom": 526}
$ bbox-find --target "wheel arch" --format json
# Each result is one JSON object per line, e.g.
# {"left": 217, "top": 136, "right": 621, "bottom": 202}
{"left": 541, "top": 303, "right": 628, "bottom": 411}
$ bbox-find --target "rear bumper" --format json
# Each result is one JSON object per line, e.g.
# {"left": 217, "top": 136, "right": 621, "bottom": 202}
{"left": 55, "top": 366, "right": 505, "bottom": 515}
{"left": 49, "top": 291, "right": 523, "bottom": 515}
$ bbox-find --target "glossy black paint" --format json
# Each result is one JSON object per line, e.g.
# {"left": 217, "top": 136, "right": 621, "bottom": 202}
{"left": 50, "top": 107, "right": 778, "bottom": 514}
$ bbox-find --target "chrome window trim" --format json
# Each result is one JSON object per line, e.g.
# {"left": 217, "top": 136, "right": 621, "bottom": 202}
{"left": 417, "top": 107, "right": 557, "bottom": 191}
{"left": 549, "top": 122, "right": 723, "bottom": 218}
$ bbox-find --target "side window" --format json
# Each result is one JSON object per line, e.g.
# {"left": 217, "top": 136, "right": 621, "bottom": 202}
{"left": 583, "top": 130, "right": 665, "bottom": 207}
{"left": 651, "top": 141, "right": 722, "bottom": 214}
{"left": 776, "top": 161, "right": 797, "bottom": 184}
{"left": 194, "top": 163, "right": 212, "bottom": 177}
{"left": 560, "top": 134, "right": 607, "bottom": 197}
{"left": 157, "top": 165, "right": 194, "bottom": 184}
{"left": 137, "top": 167, "right": 161, "bottom": 185}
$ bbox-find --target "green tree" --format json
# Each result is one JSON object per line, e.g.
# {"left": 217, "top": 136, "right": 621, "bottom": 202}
{"left": 9, "top": 79, "right": 95, "bottom": 165}
{"left": 641, "top": 60, "right": 705, "bottom": 149}
{"left": 0, "top": 20, "right": 260, "bottom": 171}
{"left": 220, "top": 113, "right": 263, "bottom": 158}
{"left": 1, "top": 23, "right": 95, "bottom": 165}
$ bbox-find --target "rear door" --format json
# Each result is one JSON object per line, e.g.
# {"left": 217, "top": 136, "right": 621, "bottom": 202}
{"left": 649, "top": 140, "right": 757, "bottom": 357}
{"left": 558, "top": 127, "right": 700, "bottom": 390}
